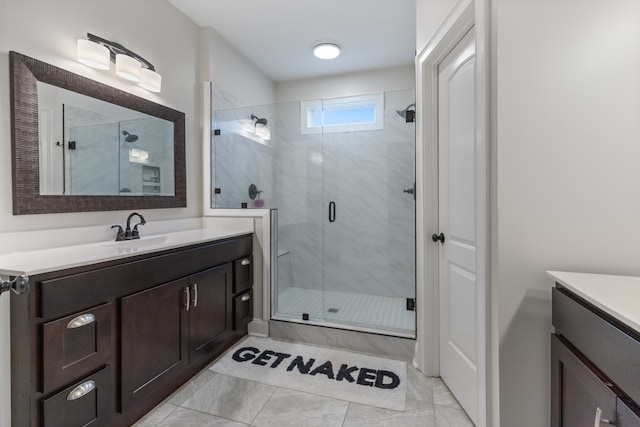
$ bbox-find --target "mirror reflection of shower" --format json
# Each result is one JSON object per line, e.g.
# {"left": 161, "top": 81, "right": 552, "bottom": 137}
{"left": 251, "top": 114, "right": 268, "bottom": 127}
{"left": 122, "top": 130, "right": 138, "bottom": 143}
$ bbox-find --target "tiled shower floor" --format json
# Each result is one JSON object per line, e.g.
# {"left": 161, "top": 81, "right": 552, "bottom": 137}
{"left": 277, "top": 287, "right": 415, "bottom": 334}
{"left": 134, "top": 337, "right": 474, "bottom": 427}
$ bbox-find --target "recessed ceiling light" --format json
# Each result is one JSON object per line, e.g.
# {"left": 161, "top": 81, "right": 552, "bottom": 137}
{"left": 313, "top": 43, "right": 341, "bottom": 60}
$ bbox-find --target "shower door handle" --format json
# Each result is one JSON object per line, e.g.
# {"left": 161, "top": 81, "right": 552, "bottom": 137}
{"left": 328, "top": 201, "right": 336, "bottom": 223}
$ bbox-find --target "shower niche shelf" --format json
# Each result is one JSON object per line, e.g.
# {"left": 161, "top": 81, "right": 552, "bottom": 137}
{"left": 142, "top": 166, "right": 160, "bottom": 194}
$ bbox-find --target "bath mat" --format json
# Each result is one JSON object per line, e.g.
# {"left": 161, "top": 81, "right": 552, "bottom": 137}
{"left": 210, "top": 336, "right": 406, "bottom": 411}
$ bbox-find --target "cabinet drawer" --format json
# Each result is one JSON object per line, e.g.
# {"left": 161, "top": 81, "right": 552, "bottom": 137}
{"left": 551, "top": 334, "right": 617, "bottom": 426}
{"left": 41, "top": 303, "right": 111, "bottom": 393}
{"left": 552, "top": 287, "right": 640, "bottom": 404}
{"left": 41, "top": 366, "right": 111, "bottom": 427}
{"left": 234, "top": 256, "right": 253, "bottom": 294}
{"left": 233, "top": 290, "right": 253, "bottom": 332}
{"left": 618, "top": 398, "right": 640, "bottom": 427}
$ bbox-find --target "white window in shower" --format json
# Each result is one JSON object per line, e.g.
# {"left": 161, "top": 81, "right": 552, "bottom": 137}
{"left": 300, "top": 92, "right": 384, "bottom": 134}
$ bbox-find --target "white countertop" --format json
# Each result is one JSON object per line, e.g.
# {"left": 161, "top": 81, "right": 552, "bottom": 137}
{"left": 0, "top": 228, "right": 252, "bottom": 276}
{"left": 548, "top": 271, "right": 640, "bottom": 334}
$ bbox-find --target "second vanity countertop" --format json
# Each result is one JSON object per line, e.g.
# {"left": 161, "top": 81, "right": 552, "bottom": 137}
{"left": 548, "top": 270, "right": 640, "bottom": 335}
{"left": 0, "top": 228, "right": 252, "bottom": 277}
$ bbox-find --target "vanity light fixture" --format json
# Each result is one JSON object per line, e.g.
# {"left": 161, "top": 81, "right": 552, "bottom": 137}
{"left": 77, "top": 39, "right": 110, "bottom": 70}
{"left": 313, "top": 43, "right": 341, "bottom": 60}
{"left": 115, "top": 54, "right": 141, "bottom": 82}
{"left": 77, "top": 33, "right": 162, "bottom": 92}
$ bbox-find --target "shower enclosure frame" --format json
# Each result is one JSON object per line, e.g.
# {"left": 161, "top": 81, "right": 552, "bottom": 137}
{"left": 202, "top": 82, "right": 417, "bottom": 340}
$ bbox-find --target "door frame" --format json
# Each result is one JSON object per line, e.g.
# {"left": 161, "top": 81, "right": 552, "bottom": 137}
{"left": 414, "top": 0, "right": 492, "bottom": 426}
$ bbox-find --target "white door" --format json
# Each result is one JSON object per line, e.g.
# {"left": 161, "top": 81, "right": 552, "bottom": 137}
{"left": 436, "top": 28, "right": 478, "bottom": 424}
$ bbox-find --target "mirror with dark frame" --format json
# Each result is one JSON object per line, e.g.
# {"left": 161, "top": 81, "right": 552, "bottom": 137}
{"left": 9, "top": 51, "right": 186, "bottom": 215}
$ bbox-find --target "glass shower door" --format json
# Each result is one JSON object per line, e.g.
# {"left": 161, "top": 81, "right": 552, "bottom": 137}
{"left": 321, "top": 90, "right": 416, "bottom": 335}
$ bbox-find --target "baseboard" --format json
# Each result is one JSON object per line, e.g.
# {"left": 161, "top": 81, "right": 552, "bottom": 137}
{"left": 248, "top": 319, "right": 269, "bottom": 337}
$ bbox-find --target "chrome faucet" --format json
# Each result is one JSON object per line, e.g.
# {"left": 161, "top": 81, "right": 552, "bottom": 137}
{"left": 111, "top": 212, "right": 146, "bottom": 241}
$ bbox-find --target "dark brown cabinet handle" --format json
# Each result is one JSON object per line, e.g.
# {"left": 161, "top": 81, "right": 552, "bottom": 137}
{"left": 432, "top": 233, "right": 445, "bottom": 243}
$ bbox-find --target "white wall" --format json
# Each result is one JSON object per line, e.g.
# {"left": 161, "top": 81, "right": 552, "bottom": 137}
{"left": 276, "top": 65, "right": 414, "bottom": 103}
{"left": 0, "top": 0, "right": 203, "bottom": 232}
{"left": 0, "top": 1, "right": 202, "bottom": 424}
{"left": 418, "top": 0, "right": 640, "bottom": 425}
{"left": 416, "top": 0, "right": 461, "bottom": 54}
{"left": 496, "top": 0, "right": 640, "bottom": 425}
{"left": 201, "top": 26, "right": 276, "bottom": 111}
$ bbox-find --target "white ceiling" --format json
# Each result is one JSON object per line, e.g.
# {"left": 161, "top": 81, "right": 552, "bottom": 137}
{"left": 168, "top": 0, "right": 417, "bottom": 82}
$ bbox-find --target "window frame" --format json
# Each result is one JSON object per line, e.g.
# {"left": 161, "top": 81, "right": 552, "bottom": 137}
{"left": 300, "top": 93, "right": 385, "bottom": 135}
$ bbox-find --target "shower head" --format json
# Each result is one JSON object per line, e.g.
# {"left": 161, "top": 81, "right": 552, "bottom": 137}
{"left": 122, "top": 130, "right": 138, "bottom": 143}
{"left": 396, "top": 103, "right": 416, "bottom": 119}
{"left": 250, "top": 114, "right": 268, "bottom": 127}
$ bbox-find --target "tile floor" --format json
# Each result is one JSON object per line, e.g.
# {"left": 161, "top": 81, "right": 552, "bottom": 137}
{"left": 134, "top": 339, "right": 475, "bottom": 427}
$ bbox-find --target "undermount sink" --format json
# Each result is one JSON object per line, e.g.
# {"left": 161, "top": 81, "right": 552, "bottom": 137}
{"left": 101, "top": 235, "right": 169, "bottom": 249}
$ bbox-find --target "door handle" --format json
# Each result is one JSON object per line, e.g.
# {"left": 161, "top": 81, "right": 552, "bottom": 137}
{"left": 329, "top": 201, "right": 336, "bottom": 223}
{"left": 432, "top": 233, "right": 445, "bottom": 243}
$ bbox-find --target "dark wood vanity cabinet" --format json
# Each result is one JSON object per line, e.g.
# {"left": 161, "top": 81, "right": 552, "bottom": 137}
{"left": 120, "top": 277, "right": 189, "bottom": 412}
{"left": 188, "top": 264, "right": 235, "bottom": 364}
{"left": 552, "top": 286, "right": 640, "bottom": 427}
{"left": 11, "top": 234, "right": 253, "bottom": 427}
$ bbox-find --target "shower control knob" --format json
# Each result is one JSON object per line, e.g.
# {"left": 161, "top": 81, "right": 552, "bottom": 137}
{"left": 432, "top": 233, "right": 445, "bottom": 244}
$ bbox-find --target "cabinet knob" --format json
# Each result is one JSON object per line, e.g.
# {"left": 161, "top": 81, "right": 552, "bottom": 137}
{"left": 241, "top": 259, "right": 251, "bottom": 266}
{"left": 67, "top": 380, "right": 95, "bottom": 401}
{"left": 432, "top": 233, "right": 445, "bottom": 243}
{"left": 241, "top": 293, "right": 251, "bottom": 302}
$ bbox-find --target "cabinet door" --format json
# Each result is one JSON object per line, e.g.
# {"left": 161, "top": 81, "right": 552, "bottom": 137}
{"left": 121, "top": 277, "right": 188, "bottom": 411}
{"left": 618, "top": 398, "right": 640, "bottom": 427}
{"left": 188, "top": 263, "right": 233, "bottom": 364}
{"left": 551, "top": 334, "right": 617, "bottom": 426}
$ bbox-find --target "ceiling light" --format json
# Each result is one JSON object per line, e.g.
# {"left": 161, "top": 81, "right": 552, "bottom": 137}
{"left": 313, "top": 43, "right": 341, "bottom": 60}
{"left": 77, "top": 39, "right": 110, "bottom": 70}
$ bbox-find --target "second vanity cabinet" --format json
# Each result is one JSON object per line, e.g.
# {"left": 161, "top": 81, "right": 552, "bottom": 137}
{"left": 551, "top": 275, "right": 640, "bottom": 427}
{"left": 11, "top": 233, "right": 253, "bottom": 427}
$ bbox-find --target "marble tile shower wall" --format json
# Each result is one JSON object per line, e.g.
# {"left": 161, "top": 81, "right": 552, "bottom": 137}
{"left": 273, "top": 101, "right": 325, "bottom": 293}
{"left": 274, "top": 90, "right": 415, "bottom": 299}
